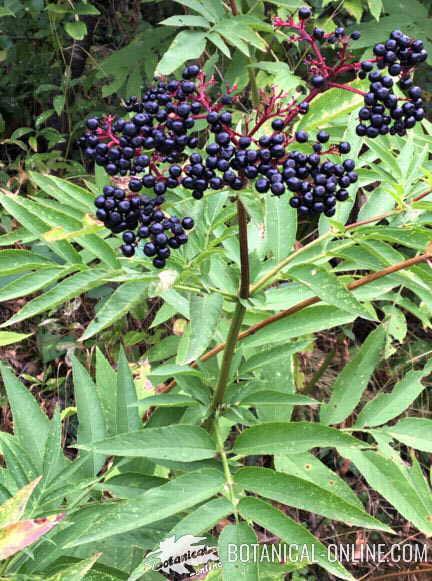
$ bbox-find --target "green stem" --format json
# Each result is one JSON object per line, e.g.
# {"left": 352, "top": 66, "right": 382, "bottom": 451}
{"left": 214, "top": 420, "right": 239, "bottom": 518}
{"left": 205, "top": 197, "right": 250, "bottom": 427}
{"left": 206, "top": 301, "right": 246, "bottom": 424}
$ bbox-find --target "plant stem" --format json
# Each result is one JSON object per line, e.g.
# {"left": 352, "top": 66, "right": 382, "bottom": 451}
{"left": 327, "top": 82, "right": 367, "bottom": 96}
{"left": 214, "top": 420, "right": 238, "bottom": 518}
{"left": 229, "top": 0, "right": 239, "bottom": 16}
{"left": 237, "top": 197, "right": 250, "bottom": 299}
{"left": 207, "top": 301, "right": 246, "bottom": 424}
{"left": 205, "top": 196, "right": 250, "bottom": 427}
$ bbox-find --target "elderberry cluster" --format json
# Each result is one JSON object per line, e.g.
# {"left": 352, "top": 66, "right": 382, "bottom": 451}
{"left": 356, "top": 31, "right": 427, "bottom": 138}
{"left": 78, "top": 64, "right": 204, "bottom": 189}
{"left": 254, "top": 130, "right": 356, "bottom": 217}
{"left": 94, "top": 185, "right": 193, "bottom": 267}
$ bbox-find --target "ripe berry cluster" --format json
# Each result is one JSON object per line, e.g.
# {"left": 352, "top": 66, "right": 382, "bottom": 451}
{"left": 78, "top": 64, "right": 204, "bottom": 191}
{"left": 356, "top": 31, "right": 427, "bottom": 137}
{"left": 254, "top": 129, "right": 356, "bottom": 217}
{"left": 79, "top": 6, "right": 426, "bottom": 270}
{"left": 94, "top": 185, "right": 193, "bottom": 267}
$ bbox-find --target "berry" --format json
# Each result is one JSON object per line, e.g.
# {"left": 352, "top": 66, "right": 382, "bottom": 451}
{"left": 316, "top": 131, "right": 329, "bottom": 143}
{"left": 298, "top": 6, "right": 311, "bottom": 19}
{"left": 182, "top": 217, "right": 194, "bottom": 230}
{"left": 153, "top": 257, "right": 166, "bottom": 269}
{"left": 86, "top": 118, "right": 99, "bottom": 130}
{"left": 144, "top": 243, "right": 157, "bottom": 257}
{"left": 121, "top": 244, "right": 135, "bottom": 257}
{"left": 295, "top": 130, "right": 309, "bottom": 143}
{"left": 338, "top": 142, "right": 351, "bottom": 154}
{"left": 311, "top": 75, "right": 325, "bottom": 88}
{"left": 272, "top": 118, "right": 285, "bottom": 131}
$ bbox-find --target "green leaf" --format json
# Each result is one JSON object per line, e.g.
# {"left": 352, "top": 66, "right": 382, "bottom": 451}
{"left": 288, "top": 264, "right": 375, "bottom": 320}
{"left": 0, "top": 364, "right": 50, "bottom": 468}
{"left": 161, "top": 15, "right": 210, "bottom": 27}
{"left": 0, "top": 193, "right": 82, "bottom": 264}
{"left": 65, "top": 20, "right": 87, "bottom": 40}
{"left": 219, "top": 523, "right": 258, "bottom": 580}
{"left": 355, "top": 365, "right": 432, "bottom": 428}
{"left": 236, "top": 467, "right": 392, "bottom": 532}
{"left": 178, "top": 294, "right": 223, "bottom": 364}
{"left": 42, "top": 408, "right": 67, "bottom": 488}
{"left": 156, "top": 31, "right": 207, "bottom": 75}
{"left": 237, "top": 391, "right": 320, "bottom": 407}
{"left": 72, "top": 356, "right": 106, "bottom": 477}
{"left": 242, "top": 305, "right": 355, "bottom": 349}
{"left": 275, "top": 452, "right": 362, "bottom": 509}
{"left": 408, "top": 454, "right": 432, "bottom": 514}
{"left": 75, "top": 2, "right": 101, "bottom": 15}
{"left": 238, "top": 497, "right": 353, "bottom": 580}
{"left": 0, "top": 268, "right": 72, "bottom": 302}
{"left": 0, "top": 331, "right": 33, "bottom": 347}
{"left": 367, "top": 0, "right": 383, "bottom": 19}
{"left": 265, "top": 197, "right": 297, "bottom": 263}
{"left": 344, "top": 0, "right": 364, "bottom": 22}
{"left": 0, "top": 269, "right": 108, "bottom": 328}
{"left": 251, "top": 61, "right": 303, "bottom": 92}
{"left": 239, "top": 340, "right": 310, "bottom": 374}
{"left": 30, "top": 173, "right": 94, "bottom": 213}
{"left": 135, "top": 394, "right": 198, "bottom": 408}
{"left": 82, "top": 425, "right": 216, "bottom": 462}
{"left": 53, "top": 95, "right": 65, "bottom": 117}
{"left": 296, "top": 80, "right": 366, "bottom": 131}
{"left": 80, "top": 280, "right": 149, "bottom": 341}
{"left": 233, "top": 422, "right": 364, "bottom": 456}
{"left": 64, "top": 469, "right": 224, "bottom": 547}
{"left": 383, "top": 418, "right": 432, "bottom": 452}
{"left": 320, "top": 325, "right": 387, "bottom": 425}
{"left": 206, "top": 32, "right": 231, "bottom": 58}
{"left": 0, "top": 249, "right": 55, "bottom": 275}
{"left": 173, "top": 0, "right": 218, "bottom": 22}
{"left": 342, "top": 449, "right": 432, "bottom": 536}
{"left": 10, "top": 127, "right": 34, "bottom": 140}
{"left": 216, "top": 17, "right": 267, "bottom": 52}
{"left": 115, "top": 347, "right": 141, "bottom": 434}
{"left": 46, "top": 553, "right": 101, "bottom": 580}
{"left": 94, "top": 349, "right": 117, "bottom": 438}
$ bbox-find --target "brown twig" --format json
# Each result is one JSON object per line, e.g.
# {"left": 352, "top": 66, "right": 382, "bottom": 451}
{"left": 229, "top": 0, "right": 239, "bottom": 16}
{"left": 367, "top": 565, "right": 432, "bottom": 580}
{"left": 156, "top": 252, "right": 431, "bottom": 395}
{"left": 412, "top": 189, "right": 432, "bottom": 203}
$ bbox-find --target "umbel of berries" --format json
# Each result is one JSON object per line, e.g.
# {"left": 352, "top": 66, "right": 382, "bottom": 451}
{"left": 356, "top": 30, "right": 427, "bottom": 137}
{"left": 80, "top": 8, "right": 427, "bottom": 269}
{"left": 95, "top": 184, "right": 194, "bottom": 268}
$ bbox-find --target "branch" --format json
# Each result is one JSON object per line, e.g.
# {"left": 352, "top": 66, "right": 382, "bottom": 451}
{"left": 229, "top": 0, "right": 239, "bottom": 16}
{"left": 237, "top": 198, "right": 250, "bottom": 299}
{"left": 157, "top": 251, "right": 431, "bottom": 395}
